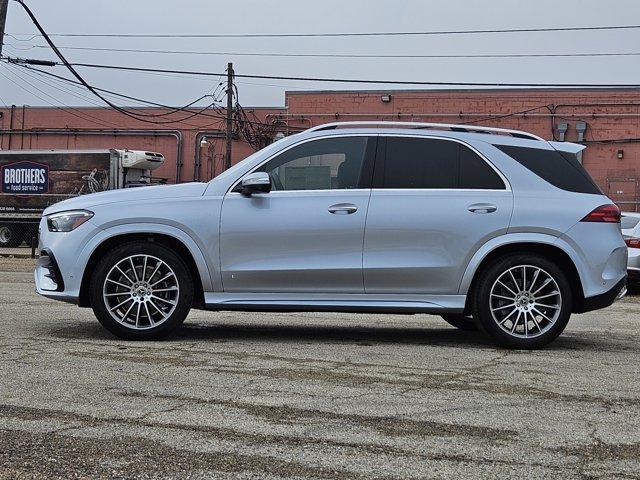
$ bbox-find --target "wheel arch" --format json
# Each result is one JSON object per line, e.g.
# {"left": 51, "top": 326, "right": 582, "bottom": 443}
{"left": 78, "top": 231, "right": 209, "bottom": 308}
{"left": 460, "top": 237, "right": 586, "bottom": 314}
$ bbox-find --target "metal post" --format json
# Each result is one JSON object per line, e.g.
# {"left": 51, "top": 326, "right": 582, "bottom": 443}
{"left": 0, "top": 0, "right": 8, "bottom": 59}
{"left": 225, "top": 62, "right": 234, "bottom": 170}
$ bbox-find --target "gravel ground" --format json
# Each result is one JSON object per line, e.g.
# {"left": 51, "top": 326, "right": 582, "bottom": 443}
{"left": 1, "top": 258, "right": 639, "bottom": 479}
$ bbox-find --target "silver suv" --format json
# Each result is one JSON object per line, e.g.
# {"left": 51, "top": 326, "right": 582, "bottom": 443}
{"left": 35, "top": 122, "right": 627, "bottom": 348}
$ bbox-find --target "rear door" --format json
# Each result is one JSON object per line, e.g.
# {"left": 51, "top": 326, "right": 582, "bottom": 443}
{"left": 363, "top": 135, "right": 513, "bottom": 294}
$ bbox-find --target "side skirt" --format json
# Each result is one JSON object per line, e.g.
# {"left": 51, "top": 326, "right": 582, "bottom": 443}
{"left": 202, "top": 292, "right": 466, "bottom": 314}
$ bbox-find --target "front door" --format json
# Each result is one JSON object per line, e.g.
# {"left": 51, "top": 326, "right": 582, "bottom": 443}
{"left": 220, "top": 135, "right": 376, "bottom": 293}
{"left": 363, "top": 135, "right": 513, "bottom": 294}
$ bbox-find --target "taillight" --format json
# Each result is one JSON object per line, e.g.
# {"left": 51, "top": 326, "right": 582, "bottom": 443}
{"left": 625, "top": 237, "right": 640, "bottom": 248}
{"left": 581, "top": 204, "right": 621, "bottom": 223}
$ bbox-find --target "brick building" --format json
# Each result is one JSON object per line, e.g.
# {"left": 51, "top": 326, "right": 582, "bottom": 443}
{"left": 1, "top": 88, "right": 639, "bottom": 208}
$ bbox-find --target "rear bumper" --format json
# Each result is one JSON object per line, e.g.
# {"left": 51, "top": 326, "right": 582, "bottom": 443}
{"left": 577, "top": 277, "right": 627, "bottom": 313}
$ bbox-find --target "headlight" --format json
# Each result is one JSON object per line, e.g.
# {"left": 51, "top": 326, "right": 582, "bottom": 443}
{"left": 47, "top": 210, "right": 94, "bottom": 232}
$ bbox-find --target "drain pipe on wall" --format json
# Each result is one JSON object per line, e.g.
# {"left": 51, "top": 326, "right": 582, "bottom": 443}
{"left": 576, "top": 122, "right": 587, "bottom": 164}
{"left": 0, "top": 129, "right": 183, "bottom": 182}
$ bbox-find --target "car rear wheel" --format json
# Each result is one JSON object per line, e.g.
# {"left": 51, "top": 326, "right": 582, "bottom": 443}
{"left": 473, "top": 254, "right": 572, "bottom": 349}
{"left": 89, "top": 242, "right": 193, "bottom": 340}
{"left": 440, "top": 314, "right": 478, "bottom": 331}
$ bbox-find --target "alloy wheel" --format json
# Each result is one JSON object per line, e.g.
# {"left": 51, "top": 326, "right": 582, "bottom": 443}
{"left": 489, "top": 265, "right": 562, "bottom": 339}
{"left": 102, "top": 255, "right": 179, "bottom": 330}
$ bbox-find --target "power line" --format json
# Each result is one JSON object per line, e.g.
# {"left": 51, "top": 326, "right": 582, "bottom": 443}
{"left": 9, "top": 0, "right": 231, "bottom": 125}
{"left": 7, "top": 43, "right": 640, "bottom": 59}
{"left": 6, "top": 24, "right": 640, "bottom": 39}
{"left": 47, "top": 60, "right": 640, "bottom": 88}
{"left": 0, "top": 63, "right": 124, "bottom": 128}
{"left": 10, "top": 63, "right": 280, "bottom": 129}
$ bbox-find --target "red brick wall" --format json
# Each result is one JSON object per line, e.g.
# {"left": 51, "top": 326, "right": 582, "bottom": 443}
{"left": 281, "top": 89, "right": 640, "bottom": 209}
{"left": 2, "top": 89, "right": 639, "bottom": 208}
{"left": 0, "top": 106, "right": 280, "bottom": 183}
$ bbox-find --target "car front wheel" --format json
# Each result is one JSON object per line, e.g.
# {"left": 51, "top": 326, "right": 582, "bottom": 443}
{"left": 89, "top": 242, "right": 193, "bottom": 340}
{"left": 473, "top": 254, "right": 572, "bottom": 349}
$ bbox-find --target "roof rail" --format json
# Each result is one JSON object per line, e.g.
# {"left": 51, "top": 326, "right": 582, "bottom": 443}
{"left": 305, "top": 121, "right": 544, "bottom": 141}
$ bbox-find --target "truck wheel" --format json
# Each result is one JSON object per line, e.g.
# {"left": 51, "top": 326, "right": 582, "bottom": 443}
{"left": 472, "top": 254, "right": 572, "bottom": 349}
{"left": 0, "top": 224, "right": 24, "bottom": 248}
{"left": 89, "top": 242, "right": 193, "bottom": 340}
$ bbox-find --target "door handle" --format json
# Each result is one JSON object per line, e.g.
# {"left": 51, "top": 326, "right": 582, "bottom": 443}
{"left": 468, "top": 203, "right": 497, "bottom": 214}
{"left": 328, "top": 203, "right": 358, "bottom": 215}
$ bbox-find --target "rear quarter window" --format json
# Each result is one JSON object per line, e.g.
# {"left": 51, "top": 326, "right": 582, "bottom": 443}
{"left": 495, "top": 145, "right": 601, "bottom": 195}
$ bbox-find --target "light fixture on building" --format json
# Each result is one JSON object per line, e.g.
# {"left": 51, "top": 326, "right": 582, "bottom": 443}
{"left": 200, "top": 136, "right": 208, "bottom": 147}
{"left": 381, "top": 94, "right": 392, "bottom": 103}
{"left": 273, "top": 132, "right": 286, "bottom": 143}
{"left": 617, "top": 149, "right": 624, "bottom": 159}
{"left": 557, "top": 123, "right": 568, "bottom": 142}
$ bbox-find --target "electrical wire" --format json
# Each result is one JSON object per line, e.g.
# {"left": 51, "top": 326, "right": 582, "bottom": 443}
{"left": 56, "top": 61, "right": 640, "bottom": 88}
{"left": 10, "top": 0, "right": 229, "bottom": 124}
{"left": 462, "top": 105, "right": 553, "bottom": 124}
{"left": 10, "top": 63, "right": 279, "bottom": 129}
{"left": 7, "top": 24, "right": 640, "bottom": 39}
{"left": 0, "top": 64, "right": 124, "bottom": 128}
{"left": 6, "top": 43, "right": 640, "bottom": 59}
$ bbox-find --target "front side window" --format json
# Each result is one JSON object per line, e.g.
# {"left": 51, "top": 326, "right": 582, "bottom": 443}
{"left": 380, "top": 137, "right": 505, "bottom": 189}
{"left": 259, "top": 137, "right": 369, "bottom": 191}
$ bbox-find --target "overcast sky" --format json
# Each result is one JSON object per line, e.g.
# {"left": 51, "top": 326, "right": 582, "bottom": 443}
{"left": 1, "top": 0, "right": 639, "bottom": 108}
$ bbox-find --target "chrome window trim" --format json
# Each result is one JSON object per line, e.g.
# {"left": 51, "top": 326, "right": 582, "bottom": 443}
{"left": 228, "top": 132, "right": 511, "bottom": 194}
{"left": 227, "top": 133, "right": 375, "bottom": 194}
{"left": 379, "top": 133, "right": 512, "bottom": 191}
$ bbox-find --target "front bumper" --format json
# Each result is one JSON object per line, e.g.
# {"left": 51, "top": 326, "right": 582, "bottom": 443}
{"left": 33, "top": 216, "right": 99, "bottom": 304}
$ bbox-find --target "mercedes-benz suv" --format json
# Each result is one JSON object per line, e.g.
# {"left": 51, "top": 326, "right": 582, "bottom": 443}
{"left": 35, "top": 122, "right": 627, "bottom": 348}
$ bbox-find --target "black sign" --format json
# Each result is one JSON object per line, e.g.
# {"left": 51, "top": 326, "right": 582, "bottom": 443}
{"left": 1, "top": 161, "right": 50, "bottom": 194}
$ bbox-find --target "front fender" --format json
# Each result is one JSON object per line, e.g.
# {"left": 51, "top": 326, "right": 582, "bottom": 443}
{"left": 458, "top": 233, "right": 586, "bottom": 295}
{"left": 75, "top": 222, "right": 217, "bottom": 293}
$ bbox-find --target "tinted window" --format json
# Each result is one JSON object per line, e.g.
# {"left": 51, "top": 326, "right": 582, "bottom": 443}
{"left": 260, "top": 137, "right": 368, "bottom": 191}
{"left": 381, "top": 137, "right": 504, "bottom": 189}
{"left": 459, "top": 145, "right": 505, "bottom": 189}
{"left": 383, "top": 138, "right": 457, "bottom": 189}
{"left": 621, "top": 215, "right": 640, "bottom": 230}
{"left": 495, "top": 145, "right": 601, "bottom": 194}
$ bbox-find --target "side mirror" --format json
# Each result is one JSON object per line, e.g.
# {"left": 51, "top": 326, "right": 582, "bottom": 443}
{"left": 240, "top": 171, "right": 271, "bottom": 196}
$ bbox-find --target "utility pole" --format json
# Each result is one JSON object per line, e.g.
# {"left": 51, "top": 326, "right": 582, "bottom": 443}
{"left": 225, "top": 62, "right": 234, "bottom": 170}
{"left": 0, "top": 0, "right": 8, "bottom": 59}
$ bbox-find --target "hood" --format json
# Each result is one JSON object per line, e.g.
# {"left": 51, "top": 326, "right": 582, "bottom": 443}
{"left": 44, "top": 182, "right": 207, "bottom": 215}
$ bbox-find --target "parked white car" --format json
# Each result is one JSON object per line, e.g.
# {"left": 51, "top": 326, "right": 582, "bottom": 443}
{"left": 621, "top": 212, "right": 640, "bottom": 283}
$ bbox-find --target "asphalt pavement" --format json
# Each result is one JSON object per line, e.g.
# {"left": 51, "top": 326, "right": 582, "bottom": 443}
{"left": 1, "top": 257, "right": 639, "bottom": 479}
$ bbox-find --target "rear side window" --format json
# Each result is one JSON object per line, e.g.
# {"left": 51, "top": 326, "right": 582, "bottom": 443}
{"left": 380, "top": 137, "right": 505, "bottom": 189}
{"left": 459, "top": 145, "right": 505, "bottom": 189}
{"left": 495, "top": 145, "right": 601, "bottom": 194}
{"left": 621, "top": 216, "right": 640, "bottom": 230}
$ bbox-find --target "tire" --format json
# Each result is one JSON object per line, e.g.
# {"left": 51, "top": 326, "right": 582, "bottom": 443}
{"left": 472, "top": 254, "right": 572, "bottom": 349}
{"left": 89, "top": 241, "right": 193, "bottom": 340}
{"left": 440, "top": 314, "right": 478, "bottom": 331}
{"left": 0, "top": 223, "right": 24, "bottom": 248}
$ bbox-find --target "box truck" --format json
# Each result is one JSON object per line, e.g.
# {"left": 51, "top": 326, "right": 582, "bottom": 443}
{"left": 0, "top": 149, "right": 165, "bottom": 247}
